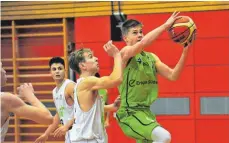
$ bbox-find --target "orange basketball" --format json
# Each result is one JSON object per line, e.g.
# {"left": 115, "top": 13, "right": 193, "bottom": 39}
{"left": 168, "top": 16, "right": 197, "bottom": 46}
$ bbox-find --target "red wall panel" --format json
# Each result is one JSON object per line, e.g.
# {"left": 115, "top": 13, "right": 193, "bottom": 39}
{"left": 158, "top": 66, "right": 194, "bottom": 93}
{"left": 107, "top": 119, "right": 136, "bottom": 143}
{"left": 74, "top": 10, "right": 229, "bottom": 143}
{"left": 193, "top": 10, "right": 229, "bottom": 38}
{"left": 196, "top": 120, "right": 229, "bottom": 143}
{"left": 195, "top": 92, "right": 229, "bottom": 120}
{"left": 194, "top": 38, "right": 229, "bottom": 65}
{"left": 158, "top": 120, "right": 195, "bottom": 143}
{"left": 18, "top": 37, "right": 63, "bottom": 57}
{"left": 195, "top": 66, "right": 229, "bottom": 92}
{"left": 148, "top": 39, "right": 194, "bottom": 66}
{"left": 75, "top": 16, "right": 110, "bottom": 43}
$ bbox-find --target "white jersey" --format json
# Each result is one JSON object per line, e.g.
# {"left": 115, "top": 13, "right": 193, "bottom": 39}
{"left": 1, "top": 92, "right": 10, "bottom": 142}
{"left": 53, "top": 79, "right": 75, "bottom": 143}
{"left": 70, "top": 78, "right": 107, "bottom": 143}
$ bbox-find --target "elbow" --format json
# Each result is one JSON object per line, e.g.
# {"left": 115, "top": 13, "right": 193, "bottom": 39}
{"left": 44, "top": 114, "right": 53, "bottom": 125}
{"left": 113, "top": 76, "right": 123, "bottom": 86}
{"left": 169, "top": 75, "right": 179, "bottom": 81}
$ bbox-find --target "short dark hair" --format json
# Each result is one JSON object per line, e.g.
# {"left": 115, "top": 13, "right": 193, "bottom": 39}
{"left": 121, "top": 19, "right": 142, "bottom": 36}
{"left": 69, "top": 48, "right": 92, "bottom": 74}
{"left": 49, "top": 57, "right": 65, "bottom": 68}
{"left": 95, "top": 73, "right": 100, "bottom": 78}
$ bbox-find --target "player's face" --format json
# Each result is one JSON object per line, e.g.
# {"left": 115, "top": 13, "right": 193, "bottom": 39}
{"left": 125, "top": 25, "right": 144, "bottom": 46}
{"left": 0, "top": 62, "right": 7, "bottom": 87}
{"left": 50, "top": 63, "right": 65, "bottom": 81}
{"left": 83, "top": 52, "right": 99, "bottom": 74}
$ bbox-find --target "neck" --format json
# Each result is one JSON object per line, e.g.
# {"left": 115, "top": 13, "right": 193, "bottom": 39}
{"left": 80, "top": 71, "right": 95, "bottom": 78}
{"left": 55, "top": 79, "right": 65, "bottom": 89}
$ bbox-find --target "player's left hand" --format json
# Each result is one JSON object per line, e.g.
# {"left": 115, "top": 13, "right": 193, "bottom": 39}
{"left": 113, "top": 96, "right": 121, "bottom": 110}
{"left": 184, "top": 30, "right": 196, "bottom": 48}
{"left": 53, "top": 126, "right": 68, "bottom": 138}
{"left": 104, "top": 120, "right": 110, "bottom": 128}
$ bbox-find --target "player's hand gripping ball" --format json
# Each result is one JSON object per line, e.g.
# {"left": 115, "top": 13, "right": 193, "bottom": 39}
{"left": 168, "top": 16, "right": 197, "bottom": 47}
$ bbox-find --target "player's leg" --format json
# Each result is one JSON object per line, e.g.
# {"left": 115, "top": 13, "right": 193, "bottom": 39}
{"left": 151, "top": 126, "right": 171, "bottom": 143}
{"left": 117, "top": 109, "right": 159, "bottom": 141}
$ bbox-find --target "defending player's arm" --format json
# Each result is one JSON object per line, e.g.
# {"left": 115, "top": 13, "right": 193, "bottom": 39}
{"left": 3, "top": 84, "right": 53, "bottom": 125}
{"left": 121, "top": 11, "right": 180, "bottom": 61}
{"left": 53, "top": 118, "right": 75, "bottom": 138}
{"left": 104, "top": 96, "right": 121, "bottom": 112}
{"left": 82, "top": 41, "right": 123, "bottom": 90}
{"left": 152, "top": 47, "right": 189, "bottom": 81}
{"left": 35, "top": 114, "right": 60, "bottom": 143}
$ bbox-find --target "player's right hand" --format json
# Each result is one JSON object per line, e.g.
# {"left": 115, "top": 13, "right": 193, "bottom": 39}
{"left": 103, "top": 40, "right": 120, "bottom": 57}
{"left": 34, "top": 134, "right": 48, "bottom": 143}
{"left": 164, "top": 11, "right": 180, "bottom": 29}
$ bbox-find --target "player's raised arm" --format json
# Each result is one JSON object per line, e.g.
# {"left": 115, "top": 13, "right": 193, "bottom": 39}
{"left": 69, "top": 41, "right": 123, "bottom": 91}
{"left": 121, "top": 11, "right": 180, "bottom": 62}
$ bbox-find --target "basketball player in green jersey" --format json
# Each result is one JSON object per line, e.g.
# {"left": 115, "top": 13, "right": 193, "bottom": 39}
{"left": 116, "top": 11, "right": 193, "bottom": 143}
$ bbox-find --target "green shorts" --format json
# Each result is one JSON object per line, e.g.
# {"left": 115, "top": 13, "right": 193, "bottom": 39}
{"left": 116, "top": 108, "right": 160, "bottom": 143}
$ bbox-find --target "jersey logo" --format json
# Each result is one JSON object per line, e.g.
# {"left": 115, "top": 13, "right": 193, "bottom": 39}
{"left": 136, "top": 58, "right": 142, "bottom": 64}
{"left": 129, "top": 79, "right": 136, "bottom": 87}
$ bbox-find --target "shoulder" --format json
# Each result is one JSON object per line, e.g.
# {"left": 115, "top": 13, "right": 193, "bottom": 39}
{"left": 1, "top": 92, "right": 16, "bottom": 101}
{"left": 78, "top": 76, "right": 98, "bottom": 90}
{"left": 65, "top": 81, "right": 76, "bottom": 93}
{"left": 147, "top": 52, "right": 160, "bottom": 62}
{"left": 66, "top": 81, "right": 76, "bottom": 89}
{"left": 120, "top": 46, "right": 132, "bottom": 61}
{"left": 1, "top": 92, "right": 24, "bottom": 108}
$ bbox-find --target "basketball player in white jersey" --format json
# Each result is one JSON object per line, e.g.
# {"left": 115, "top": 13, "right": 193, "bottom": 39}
{"left": 0, "top": 62, "right": 53, "bottom": 142}
{"left": 35, "top": 57, "right": 76, "bottom": 143}
{"left": 68, "top": 41, "right": 122, "bottom": 143}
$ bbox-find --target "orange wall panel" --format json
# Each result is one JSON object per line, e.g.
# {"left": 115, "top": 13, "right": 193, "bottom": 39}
{"left": 196, "top": 120, "right": 229, "bottom": 143}
{"left": 75, "top": 16, "right": 110, "bottom": 43}
{"left": 194, "top": 38, "right": 229, "bottom": 65}
{"left": 195, "top": 66, "right": 229, "bottom": 92}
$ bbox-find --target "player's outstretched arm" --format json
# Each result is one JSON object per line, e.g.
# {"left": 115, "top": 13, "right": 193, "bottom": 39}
{"left": 121, "top": 11, "right": 180, "bottom": 61}
{"left": 82, "top": 41, "right": 123, "bottom": 90}
{"left": 35, "top": 114, "right": 60, "bottom": 143}
{"left": 2, "top": 84, "right": 53, "bottom": 125}
{"left": 152, "top": 45, "right": 190, "bottom": 81}
{"left": 53, "top": 118, "right": 75, "bottom": 138}
{"left": 104, "top": 96, "right": 121, "bottom": 112}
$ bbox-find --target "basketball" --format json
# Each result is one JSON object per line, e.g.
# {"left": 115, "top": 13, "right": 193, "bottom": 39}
{"left": 168, "top": 16, "right": 197, "bottom": 46}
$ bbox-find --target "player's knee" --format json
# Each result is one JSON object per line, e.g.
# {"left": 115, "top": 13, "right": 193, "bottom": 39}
{"left": 162, "top": 131, "right": 171, "bottom": 143}
{"left": 152, "top": 126, "right": 171, "bottom": 143}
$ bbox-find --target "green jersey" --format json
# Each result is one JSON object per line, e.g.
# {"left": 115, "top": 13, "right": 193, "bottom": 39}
{"left": 98, "top": 89, "right": 108, "bottom": 105}
{"left": 118, "top": 51, "right": 158, "bottom": 109}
